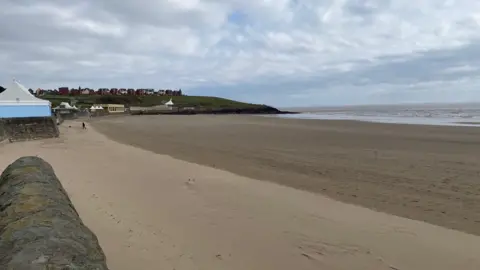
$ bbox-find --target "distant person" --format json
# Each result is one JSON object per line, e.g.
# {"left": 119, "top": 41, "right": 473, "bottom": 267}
{"left": 82, "top": 122, "right": 86, "bottom": 130}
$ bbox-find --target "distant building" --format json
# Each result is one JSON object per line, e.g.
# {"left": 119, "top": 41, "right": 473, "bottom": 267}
{"left": 52, "top": 102, "right": 79, "bottom": 119}
{"left": 145, "top": 89, "right": 155, "bottom": 95}
{"left": 58, "top": 87, "right": 69, "bottom": 95}
{"left": 96, "top": 104, "right": 125, "bottom": 113}
{"left": 52, "top": 102, "right": 78, "bottom": 113}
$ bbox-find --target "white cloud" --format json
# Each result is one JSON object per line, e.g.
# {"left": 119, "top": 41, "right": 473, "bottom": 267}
{"left": 1, "top": 0, "right": 480, "bottom": 106}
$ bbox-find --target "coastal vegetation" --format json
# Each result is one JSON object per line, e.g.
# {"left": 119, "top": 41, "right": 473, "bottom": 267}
{"left": 41, "top": 94, "right": 283, "bottom": 114}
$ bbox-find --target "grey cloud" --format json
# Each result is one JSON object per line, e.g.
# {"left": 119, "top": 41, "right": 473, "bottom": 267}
{"left": 352, "top": 42, "right": 480, "bottom": 85}
{"left": 1, "top": 0, "right": 480, "bottom": 106}
{"left": 195, "top": 42, "right": 480, "bottom": 106}
{"left": 345, "top": 0, "right": 392, "bottom": 16}
{"left": 87, "top": 0, "right": 227, "bottom": 29}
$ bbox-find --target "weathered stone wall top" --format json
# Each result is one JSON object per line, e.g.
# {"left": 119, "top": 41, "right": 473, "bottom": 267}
{"left": 0, "top": 156, "right": 109, "bottom": 269}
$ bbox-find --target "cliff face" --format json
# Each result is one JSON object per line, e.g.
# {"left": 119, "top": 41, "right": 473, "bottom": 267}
{"left": 0, "top": 156, "right": 109, "bottom": 269}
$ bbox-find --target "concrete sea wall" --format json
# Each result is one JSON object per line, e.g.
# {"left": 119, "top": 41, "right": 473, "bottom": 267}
{"left": 1, "top": 117, "right": 59, "bottom": 142}
{"left": 0, "top": 156, "right": 108, "bottom": 269}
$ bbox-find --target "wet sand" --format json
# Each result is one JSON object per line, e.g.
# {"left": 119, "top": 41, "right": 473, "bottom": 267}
{"left": 0, "top": 120, "right": 479, "bottom": 269}
{"left": 456, "top": 121, "right": 480, "bottom": 125}
{"left": 92, "top": 115, "right": 480, "bottom": 235}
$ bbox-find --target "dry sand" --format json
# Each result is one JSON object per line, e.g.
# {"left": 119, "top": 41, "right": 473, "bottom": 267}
{"left": 0, "top": 119, "right": 479, "bottom": 269}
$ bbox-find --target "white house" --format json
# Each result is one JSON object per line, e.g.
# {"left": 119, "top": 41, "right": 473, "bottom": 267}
{"left": 0, "top": 79, "right": 51, "bottom": 118}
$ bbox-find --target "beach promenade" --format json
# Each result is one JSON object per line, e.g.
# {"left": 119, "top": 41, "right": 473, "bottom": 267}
{"left": 0, "top": 117, "right": 479, "bottom": 269}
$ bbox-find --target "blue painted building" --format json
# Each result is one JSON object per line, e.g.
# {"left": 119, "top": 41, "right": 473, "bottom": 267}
{"left": 0, "top": 79, "right": 51, "bottom": 118}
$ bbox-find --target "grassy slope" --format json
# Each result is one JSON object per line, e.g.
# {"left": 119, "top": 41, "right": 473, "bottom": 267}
{"left": 41, "top": 95, "right": 270, "bottom": 109}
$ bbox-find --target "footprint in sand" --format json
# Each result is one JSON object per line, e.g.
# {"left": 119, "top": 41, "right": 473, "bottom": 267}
{"left": 184, "top": 178, "right": 196, "bottom": 189}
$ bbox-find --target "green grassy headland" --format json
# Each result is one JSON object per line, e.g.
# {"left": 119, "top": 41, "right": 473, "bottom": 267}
{"left": 41, "top": 95, "right": 271, "bottom": 110}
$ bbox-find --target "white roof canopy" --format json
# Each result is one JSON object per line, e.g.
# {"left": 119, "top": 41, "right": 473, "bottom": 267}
{"left": 60, "top": 102, "right": 73, "bottom": 108}
{"left": 53, "top": 102, "right": 78, "bottom": 111}
{"left": 0, "top": 79, "right": 50, "bottom": 105}
{"left": 165, "top": 98, "right": 174, "bottom": 106}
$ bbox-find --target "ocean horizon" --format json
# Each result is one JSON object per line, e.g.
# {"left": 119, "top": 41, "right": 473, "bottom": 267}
{"left": 276, "top": 102, "right": 480, "bottom": 127}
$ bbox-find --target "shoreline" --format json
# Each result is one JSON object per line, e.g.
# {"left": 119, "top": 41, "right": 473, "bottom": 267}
{"left": 92, "top": 115, "right": 480, "bottom": 236}
{"left": 270, "top": 113, "right": 480, "bottom": 127}
{"left": 0, "top": 121, "right": 479, "bottom": 269}
{"left": 129, "top": 108, "right": 298, "bottom": 115}
{"left": 455, "top": 121, "right": 480, "bottom": 125}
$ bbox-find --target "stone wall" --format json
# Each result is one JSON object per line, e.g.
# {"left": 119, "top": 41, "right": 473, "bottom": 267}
{"left": 2, "top": 117, "right": 59, "bottom": 142}
{"left": 0, "top": 156, "right": 109, "bottom": 269}
{"left": 54, "top": 113, "right": 64, "bottom": 126}
{"left": 0, "top": 120, "right": 7, "bottom": 142}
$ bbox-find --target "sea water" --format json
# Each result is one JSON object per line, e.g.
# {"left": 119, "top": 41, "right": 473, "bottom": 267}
{"left": 274, "top": 103, "right": 480, "bottom": 127}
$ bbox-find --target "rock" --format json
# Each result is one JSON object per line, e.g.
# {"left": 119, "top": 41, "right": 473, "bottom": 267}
{"left": 0, "top": 156, "right": 108, "bottom": 269}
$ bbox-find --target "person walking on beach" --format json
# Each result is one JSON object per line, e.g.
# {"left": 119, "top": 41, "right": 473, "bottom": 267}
{"left": 82, "top": 122, "right": 86, "bottom": 130}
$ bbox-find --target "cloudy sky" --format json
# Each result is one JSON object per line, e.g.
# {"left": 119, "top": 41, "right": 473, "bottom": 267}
{"left": 1, "top": 0, "right": 480, "bottom": 106}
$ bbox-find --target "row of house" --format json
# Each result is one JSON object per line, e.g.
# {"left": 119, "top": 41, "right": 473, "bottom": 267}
{"left": 34, "top": 87, "right": 183, "bottom": 97}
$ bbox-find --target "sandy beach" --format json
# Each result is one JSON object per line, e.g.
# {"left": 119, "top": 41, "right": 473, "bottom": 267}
{"left": 0, "top": 117, "right": 480, "bottom": 269}
{"left": 93, "top": 115, "right": 480, "bottom": 235}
